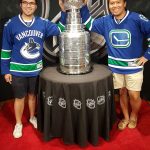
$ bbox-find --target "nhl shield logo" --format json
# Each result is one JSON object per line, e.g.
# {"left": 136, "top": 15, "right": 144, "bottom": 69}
{"left": 86, "top": 99, "right": 95, "bottom": 109}
{"left": 58, "top": 98, "right": 66, "bottom": 108}
{"left": 73, "top": 99, "right": 82, "bottom": 110}
{"left": 47, "top": 96, "right": 53, "bottom": 106}
{"left": 97, "top": 96, "right": 105, "bottom": 105}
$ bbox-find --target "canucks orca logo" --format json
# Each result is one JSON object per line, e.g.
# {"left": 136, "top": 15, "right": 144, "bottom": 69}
{"left": 20, "top": 38, "right": 41, "bottom": 59}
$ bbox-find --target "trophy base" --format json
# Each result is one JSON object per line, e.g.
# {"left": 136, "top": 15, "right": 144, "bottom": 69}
{"left": 57, "top": 64, "right": 93, "bottom": 75}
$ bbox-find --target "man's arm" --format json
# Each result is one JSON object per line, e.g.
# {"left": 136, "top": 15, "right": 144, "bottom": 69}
{"left": 44, "top": 0, "right": 67, "bottom": 37}
{"left": 1, "top": 20, "right": 13, "bottom": 83}
{"left": 137, "top": 14, "right": 150, "bottom": 65}
{"left": 57, "top": 11, "right": 67, "bottom": 33}
{"left": 57, "top": 0, "right": 67, "bottom": 32}
{"left": 1, "top": 21, "right": 12, "bottom": 72}
{"left": 80, "top": 4, "right": 105, "bottom": 36}
{"left": 58, "top": 0, "right": 65, "bottom": 12}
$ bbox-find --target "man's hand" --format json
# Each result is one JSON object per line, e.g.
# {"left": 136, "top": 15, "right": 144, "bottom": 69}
{"left": 135, "top": 56, "right": 148, "bottom": 66}
{"left": 82, "top": 0, "right": 88, "bottom": 5}
{"left": 58, "top": 0, "right": 88, "bottom": 11}
{"left": 58, "top": 0, "right": 65, "bottom": 12}
{"left": 4, "top": 74, "right": 12, "bottom": 84}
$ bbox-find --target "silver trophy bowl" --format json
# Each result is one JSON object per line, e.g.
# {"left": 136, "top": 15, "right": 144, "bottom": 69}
{"left": 64, "top": 0, "right": 83, "bottom": 10}
{"left": 58, "top": 0, "right": 92, "bottom": 74}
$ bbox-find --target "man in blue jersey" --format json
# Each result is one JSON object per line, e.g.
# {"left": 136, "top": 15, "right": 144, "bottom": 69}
{"left": 78, "top": 0, "right": 150, "bottom": 130}
{"left": 1, "top": 0, "right": 66, "bottom": 138}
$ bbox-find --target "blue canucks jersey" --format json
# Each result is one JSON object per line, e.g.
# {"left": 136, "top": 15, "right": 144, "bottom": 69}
{"left": 80, "top": 5, "right": 150, "bottom": 74}
{"left": 1, "top": 12, "right": 66, "bottom": 77}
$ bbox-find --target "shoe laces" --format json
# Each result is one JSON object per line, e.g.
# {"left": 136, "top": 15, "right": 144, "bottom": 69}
{"left": 14, "top": 124, "right": 22, "bottom": 132}
{"left": 30, "top": 116, "right": 37, "bottom": 128}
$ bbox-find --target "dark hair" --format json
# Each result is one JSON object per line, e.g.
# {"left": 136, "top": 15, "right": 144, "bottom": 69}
{"left": 19, "top": 0, "right": 38, "bottom": 5}
{"left": 108, "top": 0, "right": 127, "bottom": 3}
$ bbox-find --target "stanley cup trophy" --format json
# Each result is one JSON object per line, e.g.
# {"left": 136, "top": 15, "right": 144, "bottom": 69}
{"left": 58, "top": 0, "right": 92, "bottom": 74}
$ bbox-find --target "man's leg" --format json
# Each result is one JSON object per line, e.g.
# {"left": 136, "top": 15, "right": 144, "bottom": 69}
{"left": 113, "top": 73, "right": 130, "bottom": 129}
{"left": 119, "top": 87, "right": 130, "bottom": 121}
{"left": 128, "top": 90, "right": 141, "bottom": 127}
{"left": 28, "top": 93, "right": 36, "bottom": 119}
{"left": 118, "top": 88, "right": 130, "bottom": 130}
{"left": 28, "top": 93, "right": 37, "bottom": 129}
{"left": 27, "top": 76, "right": 38, "bottom": 129}
{"left": 14, "top": 97, "right": 25, "bottom": 124}
{"left": 126, "top": 70, "right": 143, "bottom": 128}
{"left": 13, "top": 97, "right": 25, "bottom": 138}
{"left": 12, "top": 76, "right": 27, "bottom": 138}
{"left": 28, "top": 75, "right": 38, "bottom": 118}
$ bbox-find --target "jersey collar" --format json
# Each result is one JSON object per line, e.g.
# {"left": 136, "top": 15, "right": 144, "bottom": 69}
{"left": 114, "top": 10, "right": 129, "bottom": 24}
{"left": 18, "top": 14, "right": 35, "bottom": 27}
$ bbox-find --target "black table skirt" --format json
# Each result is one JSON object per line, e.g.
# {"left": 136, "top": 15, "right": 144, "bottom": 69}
{"left": 37, "top": 64, "right": 116, "bottom": 147}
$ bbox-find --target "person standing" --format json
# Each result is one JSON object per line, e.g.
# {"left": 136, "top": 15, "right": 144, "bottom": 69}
{"left": 1, "top": 0, "right": 66, "bottom": 138}
{"left": 80, "top": 0, "right": 150, "bottom": 129}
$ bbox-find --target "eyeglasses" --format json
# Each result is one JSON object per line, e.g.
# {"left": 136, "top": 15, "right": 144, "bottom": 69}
{"left": 22, "top": 1, "right": 36, "bottom": 6}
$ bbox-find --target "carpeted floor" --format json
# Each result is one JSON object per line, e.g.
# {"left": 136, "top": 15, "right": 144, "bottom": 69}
{"left": 0, "top": 100, "right": 150, "bottom": 150}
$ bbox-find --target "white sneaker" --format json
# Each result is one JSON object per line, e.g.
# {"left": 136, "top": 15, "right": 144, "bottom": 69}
{"left": 29, "top": 116, "right": 37, "bottom": 129}
{"left": 13, "top": 123, "right": 23, "bottom": 138}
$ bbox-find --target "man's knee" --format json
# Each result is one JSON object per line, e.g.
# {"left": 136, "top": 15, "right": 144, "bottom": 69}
{"left": 129, "top": 91, "right": 141, "bottom": 101}
{"left": 119, "top": 87, "right": 128, "bottom": 96}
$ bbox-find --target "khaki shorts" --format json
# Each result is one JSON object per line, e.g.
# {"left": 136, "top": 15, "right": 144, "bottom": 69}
{"left": 113, "top": 71, "right": 143, "bottom": 91}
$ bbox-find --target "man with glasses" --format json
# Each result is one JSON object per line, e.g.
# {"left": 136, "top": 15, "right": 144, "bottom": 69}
{"left": 1, "top": 0, "right": 66, "bottom": 138}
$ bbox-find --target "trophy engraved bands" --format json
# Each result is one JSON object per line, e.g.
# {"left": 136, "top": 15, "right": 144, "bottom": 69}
{"left": 58, "top": 0, "right": 92, "bottom": 74}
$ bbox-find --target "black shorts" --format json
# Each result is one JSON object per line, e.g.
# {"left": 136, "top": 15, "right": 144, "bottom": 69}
{"left": 11, "top": 75, "right": 39, "bottom": 99}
